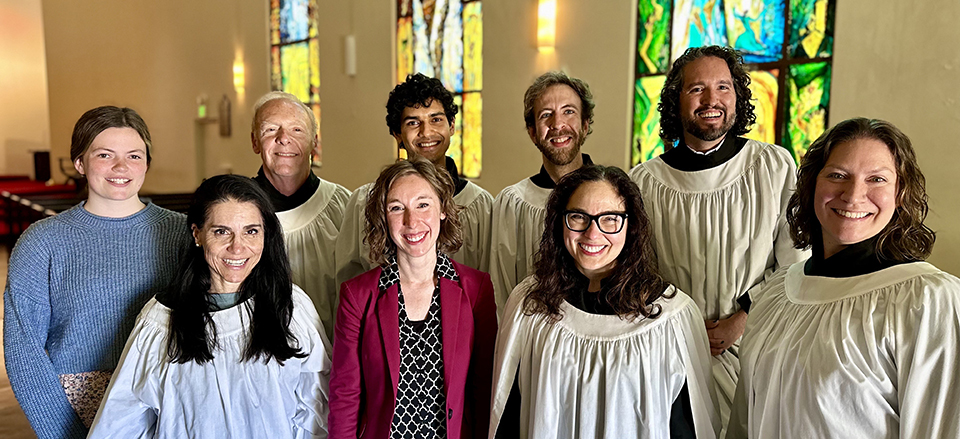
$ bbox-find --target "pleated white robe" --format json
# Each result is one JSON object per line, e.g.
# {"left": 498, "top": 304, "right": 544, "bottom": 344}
{"left": 489, "top": 277, "right": 720, "bottom": 439}
{"left": 88, "top": 286, "right": 332, "bottom": 439}
{"left": 629, "top": 139, "right": 808, "bottom": 426}
{"left": 488, "top": 179, "right": 551, "bottom": 314}
{"left": 334, "top": 180, "right": 493, "bottom": 288}
{"left": 728, "top": 261, "right": 960, "bottom": 439}
{"left": 277, "top": 179, "right": 351, "bottom": 342}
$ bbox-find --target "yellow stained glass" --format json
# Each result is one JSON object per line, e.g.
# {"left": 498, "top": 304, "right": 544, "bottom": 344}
{"left": 462, "top": 92, "right": 482, "bottom": 178}
{"left": 397, "top": 17, "right": 414, "bottom": 84}
{"left": 281, "top": 42, "right": 310, "bottom": 104}
{"left": 463, "top": 2, "right": 482, "bottom": 91}
{"left": 270, "top": 0, "right": 281, "bottom": 45}
{"left": 309, "top": 39, "right": 320, "bottom": 103}
{"left": 449, "top": 95, "right": 464, "bottom": 169}
{"left": 743, "top": 69, "right": 778, "bottom": 144}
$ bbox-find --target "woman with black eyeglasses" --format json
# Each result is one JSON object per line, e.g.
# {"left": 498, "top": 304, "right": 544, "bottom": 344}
{"left": 488, "top": 165, "right": 719, "bottom": 438}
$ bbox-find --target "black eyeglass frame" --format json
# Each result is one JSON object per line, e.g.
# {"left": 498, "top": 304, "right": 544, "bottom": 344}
{"left": 562, "top": 211, "right": 628, "bottom": 234}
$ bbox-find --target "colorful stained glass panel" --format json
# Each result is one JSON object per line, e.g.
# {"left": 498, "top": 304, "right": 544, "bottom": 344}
{"left": 462, "top": 92, "right": 482, "bottom": 178}
{"left": 725, "top": 0, "right": 785, "bottom": 63}
{"left": 449, "top": 95, "right": 464, "bottom": 169}
{"left": 632, "top": 75, "right": 667, "bottom": 165}
{"left": 441, "top": 0, "right": 464, "bottom": 92}
{"left": 279, "top": 0, "right": 309, "bottom": 43}
{"left": 671, "top": 0, "right": 728, "bottom": 61}
{"left": 411, "top": 0, "right": 435, "bottom": 77}
{"left": 309, "top": 39, "right": 320, "bottom": 103}
{"left": 270, "top": 46, "right": 282, "bottom": 90}
{"left": 463, "top": 2, "right": 482, "bottom": 91}
{"left": 270, "top": 0, "right": 281, "bottom": 45}
{"left": 786, "top": 62, "right": 831, "bottom": 160}
{"left": 280, "top": 42, "right": 310, "bottom": 104}
{"left": 637, "top": 0, "right": 671, "bottom": 74}
{"left": 789, "top": 0, "right": 833, "bottom": 59}
{"left": 743, "top": 69, "right": 779, "bottom": 144}
{"left": 397, "top": 18, "right": 414, "bottom": 83}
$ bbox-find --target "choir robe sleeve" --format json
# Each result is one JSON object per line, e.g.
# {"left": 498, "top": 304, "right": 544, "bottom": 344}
{"left": 451, "top": 182, "right": 494, "bottom": 274}
{"left": 334, "top": 183, "right": 376, "bottom": 290}
{"left": 488, "top": 182, "right": 549, "bottom": 315}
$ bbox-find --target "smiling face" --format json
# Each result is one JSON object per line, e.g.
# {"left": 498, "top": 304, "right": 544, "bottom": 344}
{"left": 74, "top": 127, "right": 148, "bottom": 216}
{"left": 814, "top": 137, "right": 898, "bottom": 259}
{"left": 563, "top": 181, "right": 628, "bottom": 283}
{"left": 395, "top": 100, "right": 453, "bottom": 167}
{"left": 193, "top": 199, "right": 265, "bottom": 294}
{"left": 252, "top": 99, "right": 316, "bottom": 185}
{"left": 678, "top": 56, "right": 737, "bottom": 151}
{"left": 386, "top": 174, "right": 446, "bottom": 261}
{"left": 528, "top": 84, "right": 589, "bottom": 166}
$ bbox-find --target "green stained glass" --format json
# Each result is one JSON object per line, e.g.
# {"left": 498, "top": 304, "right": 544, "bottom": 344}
{"left": 463, "top": 2, "right": 482, "bottom": 91}
{"left": 786, "top": 62, "right": 831, "bottom": 161}
{"left": 462, "top": 92, "right": 482, "bottom": 178}
{"left": 632, "top": 75, "right": 666, "bottom": 166}
{"left": 636, "top": 0, "right": 671, "bottom": 75}
{"left": 743, "top": 69, "right": 779, "bottom": 145}
{"left": 281, "top": 42, "right": 310, "bottom": 104}
{"left": 788, "top": 0, "right": 834, "bottom": 59}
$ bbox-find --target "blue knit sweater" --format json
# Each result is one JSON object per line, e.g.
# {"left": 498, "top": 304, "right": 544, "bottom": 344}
{"left": 3, "top": 202, "right": 189, "bottom": 439}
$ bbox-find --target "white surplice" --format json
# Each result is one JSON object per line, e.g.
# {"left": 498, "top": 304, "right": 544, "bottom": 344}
{"left": 629, "top": 139, "right": 809, "bottom": 425}
{"left": 88, "top": 286, "right": 332, "bottom": 439}
{"left": 489, "top": 277, "right": 720, "bottom": 439}
{"left": 334, "top": 180, "right": 493, "bottom": 289}
{"left": 727, "top": 261, "right": 960, "bottom": 439}
{"left": 488, "top": 179, "right": 551, "bottom": 314}
{"left": 277, "top": 178, "right": 351, "bottom": 342}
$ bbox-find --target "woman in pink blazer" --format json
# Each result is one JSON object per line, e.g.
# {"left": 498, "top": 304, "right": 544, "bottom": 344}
{"left": 329, "top": 157, "right": 497, "bottom": 439}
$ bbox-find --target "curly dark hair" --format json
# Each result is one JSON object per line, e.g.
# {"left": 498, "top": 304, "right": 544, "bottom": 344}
{"left": 364, "top": 155, "right": 463, "bottom": 265}
{"left": 658, "top": 45, "right": 756, "bottom": 143}
{"left": 385, "top": 73, "right": 458, "bottom": 137}
{"left": 523, "top": 71, "right": 595, "bottom": 136}
{"left": 524, "top": 165, "right": 671, "bottom": 321}
{"left": 787, "top": 117, "right": 935, "bottom": 261}
{"left": 159, "top": 175, "right": 305, "bottom": 365}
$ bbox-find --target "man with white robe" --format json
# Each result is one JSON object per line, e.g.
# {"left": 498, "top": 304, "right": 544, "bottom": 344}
{"left": 335, "top": 73, "right": 493, "bottom": 288}
{"left": 489, "top": 71, "right": 596, "bottom": 311}
{"left": 628, "top": 46, "right": 808, "bottom": 430}
{"left": 251, "top": 91, "right": 350, "bottom": 342}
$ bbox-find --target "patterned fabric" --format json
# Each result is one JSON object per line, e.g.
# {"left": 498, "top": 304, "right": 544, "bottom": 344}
{"left": 58, "top": 371, "right": 113, "bottom": 428}
{"left": 379, "top": 253, "right": 457, "bottom": 439}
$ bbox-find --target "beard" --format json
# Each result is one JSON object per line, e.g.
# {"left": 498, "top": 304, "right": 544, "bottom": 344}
{"left": 535, "top": 127, "right": 586, "bottom": 166}
{"left": 681, "top": 107, "right": 736, "bottom": 142}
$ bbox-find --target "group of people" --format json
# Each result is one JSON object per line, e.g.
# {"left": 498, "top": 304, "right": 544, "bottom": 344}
{"left": 4, "top": 45, "right": 958, "bottom": 439}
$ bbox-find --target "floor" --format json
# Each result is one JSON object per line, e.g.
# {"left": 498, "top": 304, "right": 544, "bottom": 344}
{"left": 0, "top": 247, "right": 39, "bottom": 438}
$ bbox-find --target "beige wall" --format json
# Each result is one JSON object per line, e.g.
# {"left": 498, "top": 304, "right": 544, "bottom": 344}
{"left": 831, "top": 0, "right": 960, "bottom": 273}
{"left": 0, "top": 0, "right": 50, "bottom": 179}
{"left": 23, "top": 0, "right": 960, "bottom": 273}
{"left": 42, "top": 0, "right": 271, "bottom": 193}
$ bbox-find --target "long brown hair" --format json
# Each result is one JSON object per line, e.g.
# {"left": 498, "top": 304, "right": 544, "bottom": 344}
{"left": 787, "top": 117, "right": 935, "bottom": 261}
{"left": 364, "top": 156, "right": 462, "bottom": 265}
{"left": 525, "top": 165, "right": 670, "bottom": 321}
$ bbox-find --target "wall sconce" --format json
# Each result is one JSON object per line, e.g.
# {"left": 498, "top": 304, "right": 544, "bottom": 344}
{"left": 538, "top": 0, "right": 556, "bottom": 51}
{"left": 233, "top": 59, "right": 245, "bottom": 95}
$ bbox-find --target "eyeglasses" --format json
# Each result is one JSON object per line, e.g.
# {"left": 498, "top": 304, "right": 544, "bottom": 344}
{"left": 563, "top": 211, "right": 628, "bottom": 234}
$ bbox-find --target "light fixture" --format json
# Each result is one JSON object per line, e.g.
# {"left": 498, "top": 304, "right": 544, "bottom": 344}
{"left": 538, "top": 0, "right": 557, "bottom": 51}
{"left": 233, "top": 59, "right": 245, "bottom": 95}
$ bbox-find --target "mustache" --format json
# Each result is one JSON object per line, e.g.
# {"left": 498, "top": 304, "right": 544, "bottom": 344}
{"left": 695, "top": 105, "right": 727, "bottom": 113}
{"left": 546, "top": 128, "right": 578, "bottom": 138}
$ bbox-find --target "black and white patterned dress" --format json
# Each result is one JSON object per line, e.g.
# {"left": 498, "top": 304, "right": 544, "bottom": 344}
{"left": 380, "top": 254, "right": 459, "bottom": 439}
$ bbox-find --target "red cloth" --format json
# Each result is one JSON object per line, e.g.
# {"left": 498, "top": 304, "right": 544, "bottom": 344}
{"left": 329, "top": 260, "right": 497, "bottom": 439}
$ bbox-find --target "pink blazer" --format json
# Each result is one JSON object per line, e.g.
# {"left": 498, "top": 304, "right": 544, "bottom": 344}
{"left": 329, "top": 260, "right": 497, "bottom": 439}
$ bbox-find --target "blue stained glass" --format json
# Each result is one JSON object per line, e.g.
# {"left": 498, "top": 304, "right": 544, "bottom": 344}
{"left": 671, "top": 0, "right": 728, "bottom": 60}
{"left": 279, "top": 0, "right": 309, "bottom": 43}
{"left": 725, "top": 0, "right": 786, "bottom": 63}
{"left": 411, "top": 0, "right": 435, "bottom": 77}
{"left": 441, "top": 0, "right": 464, "bottom": 92}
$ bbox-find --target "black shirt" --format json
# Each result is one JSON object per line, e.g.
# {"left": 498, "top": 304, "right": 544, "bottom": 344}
{"left": 805, "top": 235, "right": 907, "bottom": 278}
{"left": 252, "top": 167, "right": 320, "bottom": 212}
{"left": 660, "top": 136, "right": 748, "bottom": 172}
{"left": 529, "top": 154, "right": 595, "bottom": 189}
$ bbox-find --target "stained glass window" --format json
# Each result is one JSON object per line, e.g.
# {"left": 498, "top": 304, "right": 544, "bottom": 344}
{"left": 269, "top": 0, "right": 322, "bottom": 163}
{"left": 632, "top": 0, "right": 835, "bottom": 165}
{"left": 397, "top": 0, "right": 483, "bottom": 178}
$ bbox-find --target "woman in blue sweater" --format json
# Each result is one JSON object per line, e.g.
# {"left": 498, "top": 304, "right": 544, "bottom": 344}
{"left": 2, "top": 106, "right": 188, "bottom": 439}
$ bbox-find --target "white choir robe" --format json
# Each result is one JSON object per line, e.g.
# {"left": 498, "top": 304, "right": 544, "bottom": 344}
{"left": 278, "top": 179, "right": 351, "bottom": 342}
{"left": 334, "top": 180, "right": 493, "bottom": 288}
{"left": 488, "top": 179, "right": 551, "bottom": 315}
{"left": 629, "top": 139, "right": 809, "bottom": 427}
{"left": 727, "top": 262, "right": 960, "bottom": 439}
{"left": 88, "top": 286, "right": 332, "bottom": 439}
{"left": 489, "top": 277, "right": 720, "bottom": 439}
